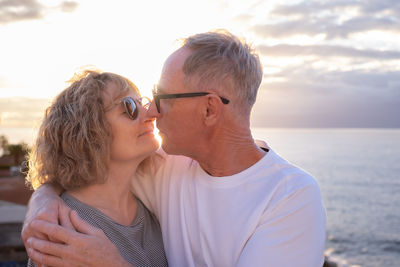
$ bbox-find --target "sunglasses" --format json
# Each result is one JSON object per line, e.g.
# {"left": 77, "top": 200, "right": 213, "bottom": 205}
{"left": 152, "top": 88, "right": 229, "bottom": 113}
{"left": 107, "top": 96, "right": 151, "bottom": 120}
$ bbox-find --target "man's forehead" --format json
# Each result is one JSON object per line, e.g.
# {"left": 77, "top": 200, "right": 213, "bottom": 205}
{"left": 158, "top": 48, "right": 192, "bottom": 93}
{"left": 165, "top": 47, "right": 191, "bottom": 66}
{"left": 162, "top": 48, "right": 192, "bottom": 76}
{"left": 154, "top": 84, "right": 166, "bottom": 94}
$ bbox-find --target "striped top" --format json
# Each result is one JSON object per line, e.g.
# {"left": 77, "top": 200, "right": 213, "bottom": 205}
{"left": 28, "top": 192, "right": 168, "bottom": 267}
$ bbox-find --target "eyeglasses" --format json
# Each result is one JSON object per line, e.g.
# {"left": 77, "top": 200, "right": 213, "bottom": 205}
{"left": 107, "top": 96, "right": 151, "bottom": 120}
{"left": 152, "top": 88, "right": 229, "bottom": 113}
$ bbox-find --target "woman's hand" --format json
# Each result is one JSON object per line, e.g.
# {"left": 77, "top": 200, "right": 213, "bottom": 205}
{"left": 26, "top": 210, "right": 132, "bottom": 267}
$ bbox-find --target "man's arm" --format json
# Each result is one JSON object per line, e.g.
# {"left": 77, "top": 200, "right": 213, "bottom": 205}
{"left": 27, "top": 210, "right": 133, "bottom": 267}
{"left": 22, "top": 183, "right": 72, "bottom": 245}
{"left": 236, "top": 182, "right": 326, "bottom": 267}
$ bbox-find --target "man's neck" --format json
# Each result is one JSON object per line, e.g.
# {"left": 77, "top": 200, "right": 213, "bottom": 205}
{"left": 194, "top": 127, "right": 266, "bottom": 177}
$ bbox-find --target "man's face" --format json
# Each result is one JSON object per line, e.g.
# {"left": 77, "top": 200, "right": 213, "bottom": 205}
{"left": 147, "top": 48, "right": 204, "bottom": 156}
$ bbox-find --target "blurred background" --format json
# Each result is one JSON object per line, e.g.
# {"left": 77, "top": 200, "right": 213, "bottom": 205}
{"left": 0, "top": 0, "right": 399, "bottom": 266}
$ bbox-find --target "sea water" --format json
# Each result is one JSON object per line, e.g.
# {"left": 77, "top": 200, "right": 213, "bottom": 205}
{"left": 1, "top": 127, "right": 399, "bottom": 266}
{"left": 251, "top": 128, "right": 400, "bottom": 267}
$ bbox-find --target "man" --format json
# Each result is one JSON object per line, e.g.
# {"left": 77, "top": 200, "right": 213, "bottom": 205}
{"left": 23, "top": 30, "right": 326, "bottom": 266}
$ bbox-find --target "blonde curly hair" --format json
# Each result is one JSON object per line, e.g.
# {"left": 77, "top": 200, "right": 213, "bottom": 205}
{"left": 27, "top": 70, "right": 139, "bottom": 190}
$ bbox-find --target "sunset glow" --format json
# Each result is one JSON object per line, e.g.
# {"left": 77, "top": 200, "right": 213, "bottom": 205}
{"left": 1, "top": 0, "right": 399, "bottom": 139}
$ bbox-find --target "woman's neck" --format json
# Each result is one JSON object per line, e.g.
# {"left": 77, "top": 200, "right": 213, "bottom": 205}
{"left": 68, "top": 160, "right": 140, "bottom": 225}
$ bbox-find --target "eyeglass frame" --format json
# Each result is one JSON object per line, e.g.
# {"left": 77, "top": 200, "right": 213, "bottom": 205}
{"left": 152, "top": 89, "right": 229, "bottom": 113}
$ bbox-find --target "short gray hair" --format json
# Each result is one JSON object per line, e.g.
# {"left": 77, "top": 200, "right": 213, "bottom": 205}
{"left": 182, "top": 30, "right": 263, "bottom": 109}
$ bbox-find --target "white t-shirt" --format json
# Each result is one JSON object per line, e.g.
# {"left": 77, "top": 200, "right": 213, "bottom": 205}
{"left": 131, "top": 147, "right": 326, "bottom": 267}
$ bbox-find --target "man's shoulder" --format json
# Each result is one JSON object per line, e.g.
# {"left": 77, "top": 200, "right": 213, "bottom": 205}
{"left": 258, "top": 148, "right": 319, "bottom": 194}
{"left": 256, "top": 150, "right": 323, "bottom": 220}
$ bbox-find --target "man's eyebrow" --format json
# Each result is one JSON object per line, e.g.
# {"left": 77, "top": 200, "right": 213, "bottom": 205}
{"left": 155, "top": 87, "right": 166, "bottom": 94}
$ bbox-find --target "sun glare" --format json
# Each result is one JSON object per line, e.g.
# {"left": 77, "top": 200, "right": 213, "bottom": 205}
{"left": 154, "top": 128, "right": 163, "bottom": 147}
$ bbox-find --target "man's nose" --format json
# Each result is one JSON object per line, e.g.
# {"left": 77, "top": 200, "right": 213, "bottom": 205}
{"left": 146, "top": 100, "right": 161, "bottom": 119}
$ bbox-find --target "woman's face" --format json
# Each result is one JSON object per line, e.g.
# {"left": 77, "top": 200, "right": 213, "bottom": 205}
{"left": 104, "top": 82, "right": 159, "bottom": 163}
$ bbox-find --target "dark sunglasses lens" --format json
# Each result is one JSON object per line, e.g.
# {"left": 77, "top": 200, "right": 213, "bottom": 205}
{"left": 123, "top": 98, "right": 138, "bottom": 120}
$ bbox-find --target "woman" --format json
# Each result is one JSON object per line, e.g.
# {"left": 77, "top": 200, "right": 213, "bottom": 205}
{"left": 26, "top": 70, "right": 168, "bottom": 267}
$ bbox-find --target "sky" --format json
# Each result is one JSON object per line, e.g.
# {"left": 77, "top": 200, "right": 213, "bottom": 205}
{"left": 0, "top": 0, "right": 399, "bottom": 133}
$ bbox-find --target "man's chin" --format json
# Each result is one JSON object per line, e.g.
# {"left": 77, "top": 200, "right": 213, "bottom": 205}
{"left": 161, "top": 142, "right": 180, "bottom": 155}
{"left": 158, "top": 133, "right": 183, "bottom": 155}
{"left": 161, "top": 142, "right": 171, "bottom": 153}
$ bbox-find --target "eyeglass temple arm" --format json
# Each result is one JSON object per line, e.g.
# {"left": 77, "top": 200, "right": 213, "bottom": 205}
{"left": 156, "top": 92, "right": 209, "bottom": 99}
{"left": 155, "top": 93, "right": 229, "bottom": 104}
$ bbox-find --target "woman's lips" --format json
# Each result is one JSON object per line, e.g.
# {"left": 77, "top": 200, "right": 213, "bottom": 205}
{"left": 138, "top": 129, "right": 154, "bottom": 137}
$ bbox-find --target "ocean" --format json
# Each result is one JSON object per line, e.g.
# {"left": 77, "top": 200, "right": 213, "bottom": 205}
{"left": 1, "top": 127, "right": 399, "bottom": 266}
{"left": 251, "top": 128, "right": 400, "bottom": 267}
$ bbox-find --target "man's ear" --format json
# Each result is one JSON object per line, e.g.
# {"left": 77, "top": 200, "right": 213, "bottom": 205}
{"left": 203, "top": 95, "right": 222, "bottom": 126}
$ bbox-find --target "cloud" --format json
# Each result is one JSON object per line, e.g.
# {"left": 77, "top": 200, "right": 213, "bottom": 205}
{"left": 0, "top": 0, "right": 43, "bottom": 23}
{"left": 248, "top": 1, "right": 400, "bottom": 127}
{"left": 0, "top": 0, "right": 78, "bottom": 24}
{"left": 0, "top": 97, "right": 50, "bottom": 127}
{"left": 252, "top": 17, "right": 400, "bottom": 39}
{"left": 271, "top": 0, "right": 356, "bottom": 16}
{"left": 251, "top": 88, "right": 400, "bottom": 128}
{"left": 264, "top": 62, "right": 400, "bottom": 93}
{"left": 252, "top": 84, "right": 400, "bottom": 128}
{"left": 272, "top": 0, "right": 400, "bottom": 17}
{"left": 258, "top": 44, "right": 400, "bottom": 60}
{"left": 253, "top": 20, "right": 328, "bottom": 39}
{"left": 252, "top": 0, "right": 400, "bottom": 39}
{"left": 337, "top": 70, "right": 400, "bottom": 92}
{"left": 325, "top": 16, "right": 400, "bottom": 39}
{"left": 358, "top": 0, "right": 400, "bottom": 15}
{"left": 232, "top": 14, "right": 253, "bottom": 23}
{"left": 59, "top": 1, "right": 78, "bottom": 13}
{"left": 250, "top": 64, "right": 400, "bottom": 127}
